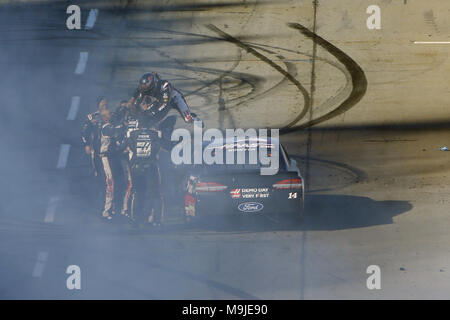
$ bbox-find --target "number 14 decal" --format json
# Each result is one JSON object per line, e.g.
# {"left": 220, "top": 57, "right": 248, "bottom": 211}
{"left": 288, "top": 192, "right": 297, "bottom": 199}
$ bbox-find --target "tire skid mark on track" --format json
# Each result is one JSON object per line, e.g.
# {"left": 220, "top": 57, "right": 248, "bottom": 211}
{"left": 227, "top": 55, "right": 297, "bottom": 109}
{"left": 206, "top": 23, "right": 311, "bottom": 128}
{"left": 216, "top": 25, "right": 361, "bottom": 131}
{"left": 284, "top": 22, "right": 368, "bottom": 132}
{"left": 291, "top": 155, "right": 368, "bottom": 192}
{"left": 211, "top": 0, "right": 259, "bottom": 127}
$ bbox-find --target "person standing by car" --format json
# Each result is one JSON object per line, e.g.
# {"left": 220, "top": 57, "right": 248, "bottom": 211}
{"left": 81, "top": 96, "right": 109, "bottom": 177}
{"left": 81, "top": 97, "right": 110, "bottom": 209}
{"left": 112, "top": 99, "right": 131, "bottom": 125}
{"left": 127, "top": 72, "right": 203, "bottom": 138}
{"left": 123, "top": 97, "right": 165, "bottom": 227}
{"left": 129, "top": 72, "right": 195, "bottom": 123}
{"left": 98, "top": 108, "right": 132, "bottom": 220}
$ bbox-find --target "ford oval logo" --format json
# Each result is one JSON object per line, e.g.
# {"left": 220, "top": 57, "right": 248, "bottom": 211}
{"left": 238, "top": 202, "right": 264, "bottom": 213}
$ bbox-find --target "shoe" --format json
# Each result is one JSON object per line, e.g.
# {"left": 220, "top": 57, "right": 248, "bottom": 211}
{"left": 147, "top": 212, "right": 154, "bottom": 224}
{"left": 121, "top": 211, "right": 131, "bottom": 219}
{"left": 101, "top": 210, "right": 113, "bottom": 220}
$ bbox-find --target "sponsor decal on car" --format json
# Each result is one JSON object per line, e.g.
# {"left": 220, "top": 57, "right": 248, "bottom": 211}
{"left": 241, "top": 187, "right": 270, "bottom": 199}
{"left": 238, "top": 202, "right": 264, "bottom": 213}
{"left": 230, "top": 189, "right": 241, "bottom": 198}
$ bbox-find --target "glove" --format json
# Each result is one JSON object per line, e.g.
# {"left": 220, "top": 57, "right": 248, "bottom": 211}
{"left": 182, "top": 111, "right": 194, "bottom": 123}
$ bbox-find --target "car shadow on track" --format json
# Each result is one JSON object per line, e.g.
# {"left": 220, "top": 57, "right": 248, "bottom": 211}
{"left": 302, "top": 194, "right": 412, "bottom": 231}
{"left": 188, "top": 194, "right": 412, "bottom": 233}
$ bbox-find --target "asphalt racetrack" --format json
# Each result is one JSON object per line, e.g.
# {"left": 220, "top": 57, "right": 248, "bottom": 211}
{"left": 1, "top": 0, "right": 450, "bottom": 299}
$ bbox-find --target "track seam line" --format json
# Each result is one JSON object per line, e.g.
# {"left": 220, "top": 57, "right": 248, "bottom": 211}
{"left": 56, "top": 144, "right": 71, "bottom": 169}
{"left": 85, "top": 9, "right": 99, "bottom": 30}
{"left": 66, "top": 96, "right": 80, "bottom": 120}
{"left": 32, "top": 251, "right": 49, "bottom": 278}
{"left": 44, "top": 196, "right": 59, "bottom": 223}
{"left": 74, "top": 52, "right": 88, "bottom": 74}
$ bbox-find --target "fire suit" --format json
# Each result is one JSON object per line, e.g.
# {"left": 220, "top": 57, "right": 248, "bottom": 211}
{"left": 99, "top": 121, "right": 132, "bottom": 218}
{"left": 124, "top": 127, "right": 164, "bottom": 225}
{"left": 132, "top": 74, "right": 194, "bottom": 125}
{"left": 81, "top": 111, "right": 106, "bottom": 210}
{"left": 81, "top": 111, "right": 104, "bottom": 177}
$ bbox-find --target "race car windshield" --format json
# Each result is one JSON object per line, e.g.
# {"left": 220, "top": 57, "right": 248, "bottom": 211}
{"left": 198, "top": 143, "right": 284, "bottom": 172}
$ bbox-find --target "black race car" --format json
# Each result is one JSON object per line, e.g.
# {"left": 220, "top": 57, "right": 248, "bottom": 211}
{"left": 182, "top": 137, "right": 305, "bottom": 224}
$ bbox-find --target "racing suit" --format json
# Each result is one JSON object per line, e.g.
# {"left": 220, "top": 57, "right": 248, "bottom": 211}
{"left": 81, "top": 111, "right": 106, "bottom": 209}
{"left": 113, "top": 103, "right": 130, "bottom": 126}
{"left": 124, "top": 127, "right": 164, "bottom": 225}
{"left": 131, "top": 75, "right": 194, "bottom": 128}
{"left": 81, "top": 111, "right": 104, "bottom": 177}
{"left": 99, "top": 121, "right": 132, "bottom": 218}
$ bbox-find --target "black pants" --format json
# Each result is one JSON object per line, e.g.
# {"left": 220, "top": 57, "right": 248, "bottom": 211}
{"left": 158, "top": 115, "right": 176, "bottom": 149}
{"left": 130, "top": 163, "right": 164, "bottom": 224}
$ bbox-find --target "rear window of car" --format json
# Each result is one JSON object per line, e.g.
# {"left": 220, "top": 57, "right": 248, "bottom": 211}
{"left": 192, "top": 142, "right": 287, "bottom": 172}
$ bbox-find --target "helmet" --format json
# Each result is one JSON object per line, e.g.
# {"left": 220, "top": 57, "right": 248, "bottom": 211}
{"left": 139, "top": 72, "right": 159, "bottom": 93}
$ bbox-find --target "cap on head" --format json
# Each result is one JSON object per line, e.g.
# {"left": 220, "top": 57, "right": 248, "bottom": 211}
{"left": 97, "top": 96, "right": 108, "bottom": 110}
